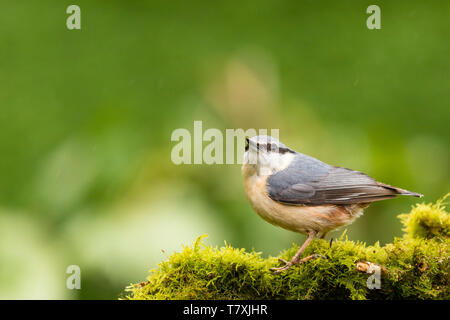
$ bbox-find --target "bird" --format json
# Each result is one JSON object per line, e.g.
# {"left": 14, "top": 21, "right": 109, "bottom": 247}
{"left": 241, "top": 135, "right": 423, "bottom": 274}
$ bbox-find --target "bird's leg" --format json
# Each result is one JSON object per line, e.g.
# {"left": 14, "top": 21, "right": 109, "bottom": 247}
{"left": 290, "top": 231, "right": 316, "bottom": 264}
{"left": 271, "top": 230, "right": 325, "bottom": 274}
{"left": 320, "top": 231, "right": 328, "bottom": 239}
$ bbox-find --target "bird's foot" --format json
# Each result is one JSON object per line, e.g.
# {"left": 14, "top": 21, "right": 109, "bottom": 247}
{"left": 270, "top": 254, "right": 327, "bottom": 275}
{"left": 270, "top": 258, "right": 294, "bottom": 274}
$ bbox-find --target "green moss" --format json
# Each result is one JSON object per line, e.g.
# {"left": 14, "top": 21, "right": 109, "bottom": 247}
{"left": 398, "top": 193, "right": 450, "bottom": 240}
{"left": 124, "top": 196, "right": 450, "bottom": 300}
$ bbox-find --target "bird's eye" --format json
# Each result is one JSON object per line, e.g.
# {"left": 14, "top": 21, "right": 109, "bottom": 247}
{"left": 245, "top": 138, "right": 249, "bottom": 151}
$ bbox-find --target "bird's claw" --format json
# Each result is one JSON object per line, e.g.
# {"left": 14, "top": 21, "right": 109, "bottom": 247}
{"left": 277, "top": 258, "right": 289, "bottom": 264}
{"left": 311, "top": 254, "right": 327, "bottom": 260}
{"left": 270, "top": 261, "right": 293, "bottom": 275}
{"left": 270, "top": 253, "right": 327, "bottom": 275}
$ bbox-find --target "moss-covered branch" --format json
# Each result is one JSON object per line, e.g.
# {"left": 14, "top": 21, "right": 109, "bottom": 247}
{"left": 124, "top": 195, "right": 450, "bottom": 300}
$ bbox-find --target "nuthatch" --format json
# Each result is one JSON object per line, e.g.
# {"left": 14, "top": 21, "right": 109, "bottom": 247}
{"left": 242, "top": 135, "right": 422, "bottom": 274}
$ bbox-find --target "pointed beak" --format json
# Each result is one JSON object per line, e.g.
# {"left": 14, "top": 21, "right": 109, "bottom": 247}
{"left": 246, "top": 138, "right": 259, "bottom": 151}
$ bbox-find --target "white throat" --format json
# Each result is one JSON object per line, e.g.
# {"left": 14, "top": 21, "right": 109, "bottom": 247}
{"left": 243, "top": 150, "right": 295, "bottom": 176}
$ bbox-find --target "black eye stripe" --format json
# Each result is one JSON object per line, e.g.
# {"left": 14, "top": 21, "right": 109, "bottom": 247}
{"left": 248, "top": 141, "right": 293, "bottom": 154}
{"left": 279, "top": 147, "right": 294, "bottom": 154}
{"left": 260, "top": 143, "right": 278, "bottom": 152}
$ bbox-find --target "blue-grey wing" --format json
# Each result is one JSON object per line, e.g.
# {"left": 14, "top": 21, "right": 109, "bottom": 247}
{"left": 267, "top": 153, "right": 406, "bottom": 205}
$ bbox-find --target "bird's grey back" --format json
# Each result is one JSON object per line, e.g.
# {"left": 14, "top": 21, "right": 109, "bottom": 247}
{"left": 267, "top": 151, "right": 419, "bottom": 205}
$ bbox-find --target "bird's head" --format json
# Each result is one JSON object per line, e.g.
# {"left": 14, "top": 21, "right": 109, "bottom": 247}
{"left": 243, "top": 135, "right": 296, "bottom": 176}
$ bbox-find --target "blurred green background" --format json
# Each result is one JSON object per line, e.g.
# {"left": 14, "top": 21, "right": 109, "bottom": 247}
{"left": 0, "top": 0, "right": 449, "bottom": 299}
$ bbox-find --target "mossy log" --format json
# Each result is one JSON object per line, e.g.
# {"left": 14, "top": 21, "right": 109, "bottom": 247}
{"left": 124, "top": 195, "right": 449, "bottom": 300}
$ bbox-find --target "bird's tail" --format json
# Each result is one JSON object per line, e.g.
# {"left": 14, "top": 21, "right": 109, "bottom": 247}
{"left": 381, "top": 184, "right": 423, "bottom": 198}
{"left": 397, "top": 189, "right": 423, "bottom": 197}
